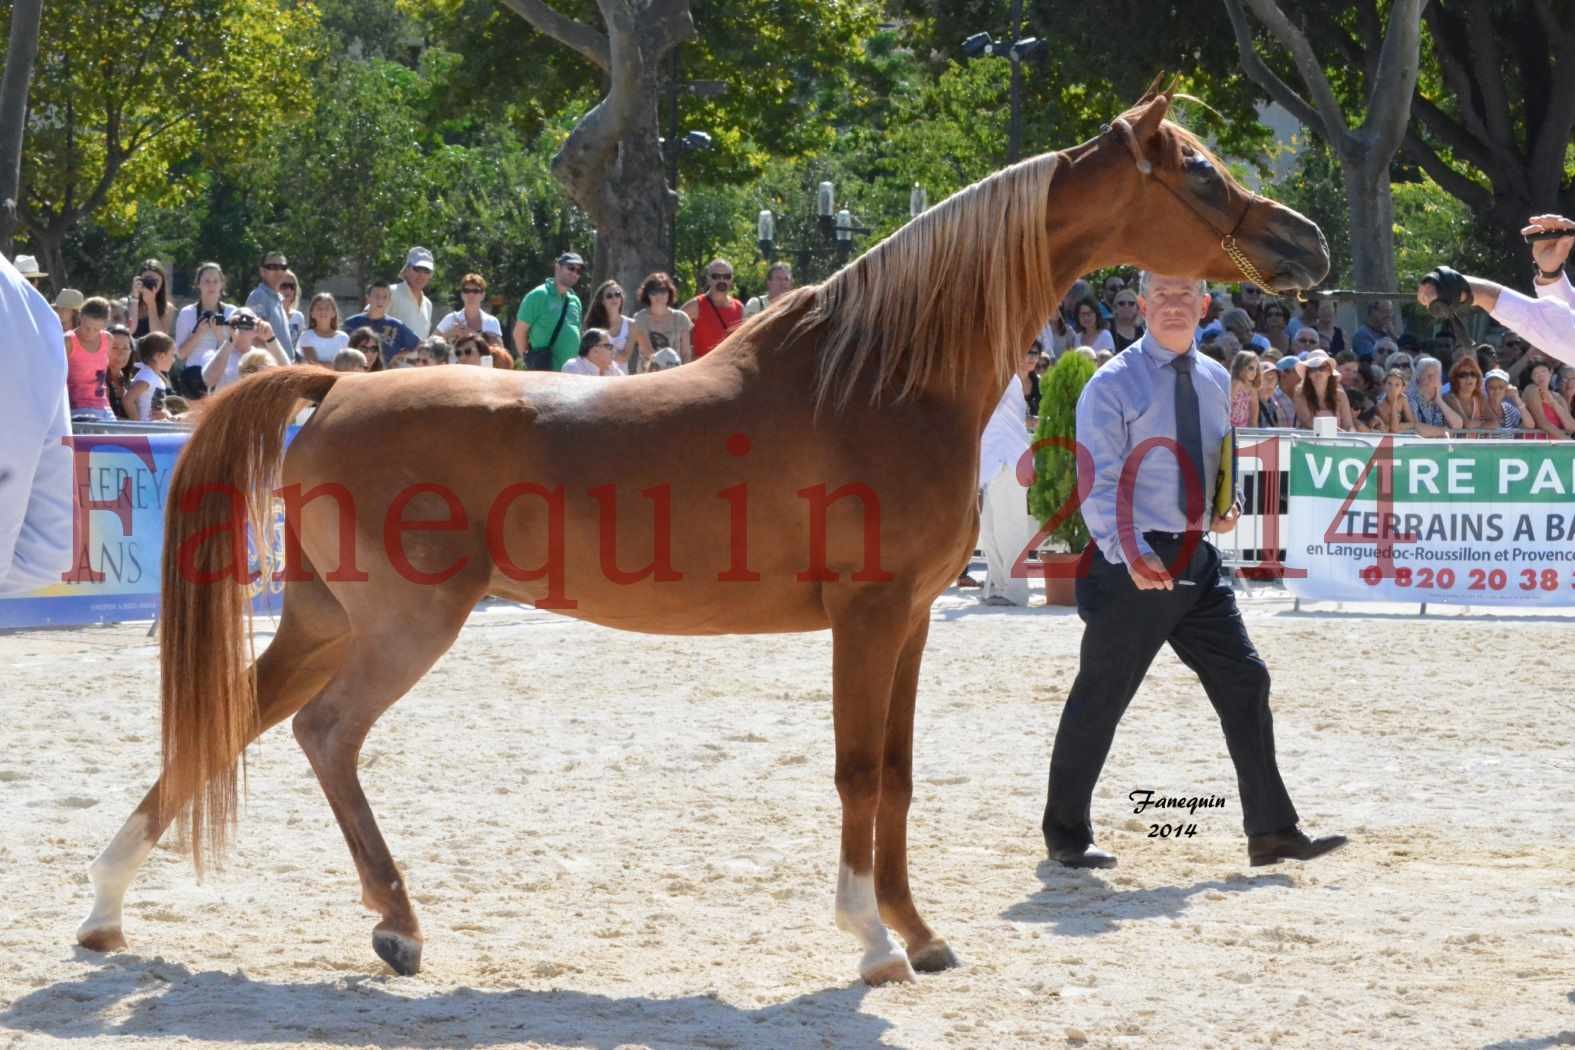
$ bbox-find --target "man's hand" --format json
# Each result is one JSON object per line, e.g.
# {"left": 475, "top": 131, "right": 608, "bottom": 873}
{"left": 255, "top": 319, "right": 275, "bottom": 342}
{"left": 1211, "top": 501, "right": 1241, "bottom": 535}
{"left": 1127, "top": 552, "right": 1174, "bottom": 591}
{"left": 1523, "top": 214, "right": 1575, "bottom": 275}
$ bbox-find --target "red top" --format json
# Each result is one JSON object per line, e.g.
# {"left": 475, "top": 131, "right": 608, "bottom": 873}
{"left": 691, "top": 295, "right": 744, "bottom": 358}
{"left": 66, "top": 329, "right": 111, "bottom": 412}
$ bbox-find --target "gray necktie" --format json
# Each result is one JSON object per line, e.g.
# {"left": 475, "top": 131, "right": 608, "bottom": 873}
{"left": 1172, "top": 354, "right": 1205, "bottom": 521}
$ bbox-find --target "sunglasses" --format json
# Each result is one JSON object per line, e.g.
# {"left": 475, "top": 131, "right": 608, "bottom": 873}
{"left": 561, "top": 264, "right": 583, "bottom": 273}
{"left": 708, "top": 273, "right": 733, "bottom": 281}
{"left": 605, "top": 291, "right": 624, "bottom": 299}
{"left": 1116, "top": 300, "right": 1136, "bottom": 307}
{"left": 262, "top": 263, "right": 287, "bottom": 271}
{"left": 462, "top": 286, "right": 484, "bottom": 294}
{"left": 279, "top": 283, "right": 296, "bottom": 291}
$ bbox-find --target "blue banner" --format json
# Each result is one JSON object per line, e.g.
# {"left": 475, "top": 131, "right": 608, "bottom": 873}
{"left": 0, "top": 431, "right": 283, "bottom": 629}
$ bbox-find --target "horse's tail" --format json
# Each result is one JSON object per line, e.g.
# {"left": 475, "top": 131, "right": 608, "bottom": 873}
{"left": 159, "top": 366, "right": 340, "bottom": 874}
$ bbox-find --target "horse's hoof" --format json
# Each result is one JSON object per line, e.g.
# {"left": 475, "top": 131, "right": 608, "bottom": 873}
{"left": 909, "top": 939, "right": 960, "bottom": 973}
{"left": 860, "top": 948, "right": 916, "bottom": 986}
{"left": 372, "top": 929, "right": 423, "bottom": 976}
{"left": 76, "top": 924, "right": 127, "bottom": 953}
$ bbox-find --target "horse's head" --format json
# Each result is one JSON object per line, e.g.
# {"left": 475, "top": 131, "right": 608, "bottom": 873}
{"left": 1071, "top": 92, "right": 1329, "bottom": 293}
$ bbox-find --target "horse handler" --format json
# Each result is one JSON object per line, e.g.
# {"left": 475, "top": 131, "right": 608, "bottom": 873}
{"left": 1041, "top": 270, "right": 1347, "bottom": 869}
{"left": 0, "top": 252, "right": 73, "bottom": 596}
{"left": 1417, "top": 214, "right": 1575, "bottom": 363}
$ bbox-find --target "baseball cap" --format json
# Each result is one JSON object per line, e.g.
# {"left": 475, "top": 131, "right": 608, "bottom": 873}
{"left": 556, "top": 251, "right": 585, "bottom": 267}
{"left": 1484, "top": 368, "right": 1511, "bottom": 383}
{"left": 1275, "top": 356, "right": 1300, "bottom": 373}
{"left": 404, "top": 246, "right": 434, "bottom": 271}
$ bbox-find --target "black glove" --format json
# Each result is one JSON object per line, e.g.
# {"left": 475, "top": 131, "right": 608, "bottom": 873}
{"left": 1422, "top": 266, "right": 1473, "bottom": 311}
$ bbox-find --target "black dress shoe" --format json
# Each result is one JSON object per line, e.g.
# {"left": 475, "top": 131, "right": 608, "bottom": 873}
{"left": 1048, "top": 843, "right": 1118, "bottom": 869}
{"left": 1248, "top": 826, "right": 1348, "bottom": 866}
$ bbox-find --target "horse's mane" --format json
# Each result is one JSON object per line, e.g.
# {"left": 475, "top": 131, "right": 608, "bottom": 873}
{"left": 780, "top": 100, "right": 1219, "bottom": 414}
{"left": 788, "top": 150, "right": 1064, "bottom": 415}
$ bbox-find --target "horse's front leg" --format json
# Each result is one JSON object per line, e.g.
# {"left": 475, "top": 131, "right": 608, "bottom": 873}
{"left": 875, "top": 615, "right": 959, "bottom": 973}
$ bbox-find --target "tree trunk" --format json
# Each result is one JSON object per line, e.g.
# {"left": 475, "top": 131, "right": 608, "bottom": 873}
{"left": 1343, "top": 154, "right": 1397, "bottom": 291}
{"left": 25, "top": 224, "right": 66, "bottom": 292}
{"left": 0, "top": 0, "right": 45, "bottom": 256}
{"left": 552, "top": 79, "right": 674, "bottom": 298}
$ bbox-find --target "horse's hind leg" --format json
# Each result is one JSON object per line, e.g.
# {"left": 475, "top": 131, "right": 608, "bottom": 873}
{"left": 78, "top": 573, "right": 351, "bottom": 952}
{"left": 291, "top": 599, "right": 472, "bottom": 976}
{"left": 874, "top": 615, "right": 959, "bottom": 973}
{"left": 828, "top": 591, "right": 918, "bottom": 985}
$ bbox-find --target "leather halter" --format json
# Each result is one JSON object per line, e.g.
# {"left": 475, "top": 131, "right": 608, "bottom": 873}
{"left": 1100, "top": 119, "right": 1288, "bottom": 298}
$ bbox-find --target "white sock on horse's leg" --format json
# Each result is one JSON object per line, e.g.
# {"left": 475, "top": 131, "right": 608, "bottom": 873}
{"left": 77, "top": 811, "right": 155, "bottom": 950}
{"left": 835, "top": 859, "right": 915, "bottom": 984}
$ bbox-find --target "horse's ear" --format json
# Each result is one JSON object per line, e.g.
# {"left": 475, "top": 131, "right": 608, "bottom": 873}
{"left": 1132, "top": 93, "right": 1170, "bottom": 143}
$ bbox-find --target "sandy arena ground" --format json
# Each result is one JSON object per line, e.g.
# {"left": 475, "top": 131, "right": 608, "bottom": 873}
{"left": 1, "top": 586, "right": 1572, "bottom": 1050}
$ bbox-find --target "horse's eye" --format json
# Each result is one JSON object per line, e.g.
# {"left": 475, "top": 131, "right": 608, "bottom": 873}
{"left": 1184, "top": 154, "right": 1213, "bottom": 177}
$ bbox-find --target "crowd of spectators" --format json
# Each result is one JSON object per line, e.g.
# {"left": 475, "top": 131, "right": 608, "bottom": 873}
{"left": 15, "top": 246, "right": 787, "bottom": 424}
{"left": 19, "top": 242, "right": 1572, "bottom": 440}
{"left": 1033, "top": 272, "right": 1572, "bottom": 439}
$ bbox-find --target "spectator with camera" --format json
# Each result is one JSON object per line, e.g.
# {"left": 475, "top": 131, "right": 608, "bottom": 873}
{"left": 389, "top": 247, "right": 435, "bottom": 339}
{"left": 436, "top": 273, "right": 503, "bottom": 343}
{"left": 124, "top": 333, "right": 175, "bottom": 422}
{"left": 128, "top": 259, "right": 175, "bottom": 339}
{"left": 66, "top": 296, "right": 116, "bottom": 422}
{"left": 246, "top": 251, "right": 298, "bottom": 362}
{"left": 201, "top": 307, "right": 286, "bottom": 392}
{"left": 345, "top": 282, "right": 421, "bottom": 368}
{"left": 174, "top": 262, "right": 235, "bottom": 372}
{"left": 297, "top": 293, "right": 349, "bottom": 366}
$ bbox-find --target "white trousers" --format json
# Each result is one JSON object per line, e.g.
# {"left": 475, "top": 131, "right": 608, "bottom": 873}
{"left": 980, "top": 462, "right": 1037, "bottom": 605}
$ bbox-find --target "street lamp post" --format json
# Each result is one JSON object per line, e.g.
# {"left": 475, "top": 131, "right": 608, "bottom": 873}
{"left": 755, "top": 179, "right": 923, "bottom": 282}
{"left": 960, "top": 0, "right": 1046, "bottom": 165}
{"left": 664, "top": 46, "right": 727, "bottom": 275}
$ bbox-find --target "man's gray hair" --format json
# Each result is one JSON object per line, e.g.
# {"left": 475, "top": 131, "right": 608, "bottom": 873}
{"left": 1413, "top": 355, "right": 1443, "bottom": 382}
{"left": 1137, "top": 272, "right": 1209, "bottom": 298}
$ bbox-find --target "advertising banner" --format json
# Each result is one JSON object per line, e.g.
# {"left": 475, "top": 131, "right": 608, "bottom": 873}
{"left": 1283, "top": 437, "right": 1575, "bottom": 607}
{"left": 0, "top": 432, "right": 282, "bottom": 629}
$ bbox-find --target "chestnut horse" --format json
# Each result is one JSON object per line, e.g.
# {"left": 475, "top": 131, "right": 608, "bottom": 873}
{"left": 77, "top": 91, "right": 1328, "bottom": 985}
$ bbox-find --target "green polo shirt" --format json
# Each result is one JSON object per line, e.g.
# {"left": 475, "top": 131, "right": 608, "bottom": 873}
{"left": 516, "top": 279, "right": 582, "bottom": 370}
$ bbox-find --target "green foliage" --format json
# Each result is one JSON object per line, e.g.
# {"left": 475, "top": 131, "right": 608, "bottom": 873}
{"left": 16, "top": 0, "right": 320, "bottom": 242}
{"left": 1029, "top": 352, "right": 1096, "bottom": 553}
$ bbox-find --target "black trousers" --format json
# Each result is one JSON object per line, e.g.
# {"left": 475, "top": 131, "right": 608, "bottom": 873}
{"left": 1042, "top": 532, "right": 1298, "bottom": 850}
